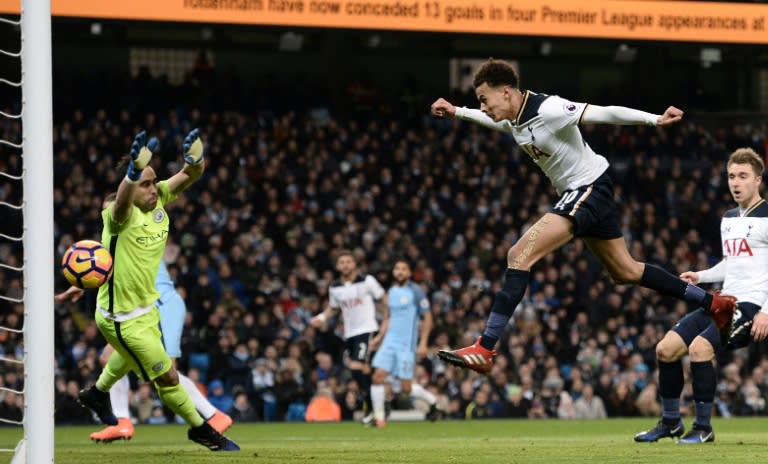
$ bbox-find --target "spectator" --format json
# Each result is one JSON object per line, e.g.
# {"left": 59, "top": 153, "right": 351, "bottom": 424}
{"left": 573, "top": 384, "right": 607, "bottom": 419}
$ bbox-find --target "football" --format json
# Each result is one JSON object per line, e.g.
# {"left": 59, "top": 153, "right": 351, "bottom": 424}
{"left": 61, "top": 240, "right": 113, "bottom": 289}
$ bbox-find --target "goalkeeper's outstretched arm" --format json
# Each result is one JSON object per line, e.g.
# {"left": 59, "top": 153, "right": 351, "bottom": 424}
{"left": 168, "top": 128, "right": 205, "bottom": 195}
{"left": 113, "top": 131, "right": 157, "bottom": 223}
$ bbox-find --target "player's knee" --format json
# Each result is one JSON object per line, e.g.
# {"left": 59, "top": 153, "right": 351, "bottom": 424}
{"left": 372, "top": 369, "right": 387, "bottom": 385}
{"left": 154, "top": 368, "right": 179, "bottom": 387}
{"left": 656, "top": 340, "right": 682, "bottom": 362}
{"left": 506, "top": 245, "right": 527, "bottom": 269}
{"left": 400, "top": 382, "right": 412, "bottom": 395}
{"left": 688, "top": 339, "right": 714, "bottom": 362}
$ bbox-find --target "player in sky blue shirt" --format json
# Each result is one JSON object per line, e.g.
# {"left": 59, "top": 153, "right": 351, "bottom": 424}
{"left": 369, "top": 259, "right": 441, "bottom": 426}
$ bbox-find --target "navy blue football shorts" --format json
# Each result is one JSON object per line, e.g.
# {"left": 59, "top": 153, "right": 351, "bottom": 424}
{"left": 346, "top": 332, "right": 375, "bottom": 363}
{"left": 549, "top": 171, "right": 623, "bottom": 240}
{"left": 672, "top": 302, "right": 759, "bottom": 351}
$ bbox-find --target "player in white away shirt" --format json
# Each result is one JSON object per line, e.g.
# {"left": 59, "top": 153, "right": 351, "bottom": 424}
{"left": 430, "top": 58, "right": 736, "bottom": 374}
{"left": 635, "top": 148, "right": 768, "bottom": 444}
{"left": 311, "top": 250, "right": 388, "bottom": 422}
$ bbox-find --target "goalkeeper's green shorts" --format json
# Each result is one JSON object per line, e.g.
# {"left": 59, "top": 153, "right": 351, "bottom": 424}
{"left": 95, "top": 306, "right": 172, "bottom": 382}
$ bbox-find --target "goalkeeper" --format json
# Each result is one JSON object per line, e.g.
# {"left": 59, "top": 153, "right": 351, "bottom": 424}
{"left": 76, "top": 128, "right": 239, "bottom": 451}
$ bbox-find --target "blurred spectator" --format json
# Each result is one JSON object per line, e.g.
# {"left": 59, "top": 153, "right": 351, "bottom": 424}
{"left": 573, "top": 383, "right": 607, "bottom": 419}
{"left": 208, "top": 379, "right": 234, "bottom": 414}
{"left": 229, "top": 391, "right": 259, "bottom": 422}
{"left": 305, "top": 387, "right": 342, "bottom": 422}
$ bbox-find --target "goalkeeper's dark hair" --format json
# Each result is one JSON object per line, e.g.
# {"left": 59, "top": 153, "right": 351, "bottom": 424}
{"left": 473, "top": 58, "right": 519, "bottom": 89}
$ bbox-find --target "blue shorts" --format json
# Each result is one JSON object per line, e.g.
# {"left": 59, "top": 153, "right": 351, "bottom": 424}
{"left": 672, "top": 302, "right": 759, "bottom": 351}
{"left": 157, "top": 291, "right": 186, "bottom": 358}
{"left": 372, "top": 344, "right": 416, "bottom": 380}
{"left": 549, "top": 172, "right": 623, "bottom": 240}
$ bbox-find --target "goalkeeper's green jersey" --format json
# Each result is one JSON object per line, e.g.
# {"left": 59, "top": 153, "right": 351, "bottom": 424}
{"left": 97, "top": 181, "right": 177, "bottom": 313}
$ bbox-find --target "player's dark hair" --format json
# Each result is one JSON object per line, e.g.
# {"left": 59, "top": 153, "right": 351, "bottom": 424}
{"left": 473, "top": 58, "right": 519, "bottom": 89}
{"left": 728, "top": 148, "right": 764, "bottom": 177}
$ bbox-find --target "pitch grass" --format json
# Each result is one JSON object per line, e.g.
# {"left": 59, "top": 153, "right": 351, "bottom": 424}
{"left": 2, "top": 418, "right": 768, "bottom": 464}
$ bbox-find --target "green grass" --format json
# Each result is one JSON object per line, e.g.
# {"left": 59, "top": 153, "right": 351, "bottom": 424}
{"left": 2, "top": 418, "right": 768, "bottom": 463}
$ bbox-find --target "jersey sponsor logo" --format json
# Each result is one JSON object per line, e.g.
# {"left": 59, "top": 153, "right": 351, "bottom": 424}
{"left": 136, "top": 229, "right": 169, "bottom": 246}
{"left": 724, "top": 238, "right": 753, "bottom": 256}
{"left": 340, "top": 297, "right": 364, "bottom": 310}
{"left": 153, "top": 209, "right": 165, "bottom": 223}
{"left": 399, "top": 296, "right": 410, "bottom": 305}
{"left": 521, "top": 144, "right": 551, "bottom": 160}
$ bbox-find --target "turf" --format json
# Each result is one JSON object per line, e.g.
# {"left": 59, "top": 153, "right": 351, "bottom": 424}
{"left": 1, "top": 418, "right": 767, "bottom": 463}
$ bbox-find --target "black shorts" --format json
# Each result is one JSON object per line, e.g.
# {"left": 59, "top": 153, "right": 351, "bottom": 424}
{"left": 672, "top": 302, "right": 759, "bottom": 351}
{"left": 346, "top": 332, "right": 375, "bottom": 363}
{"left": 549, "top": 172, "right": 623, "bottom": 239}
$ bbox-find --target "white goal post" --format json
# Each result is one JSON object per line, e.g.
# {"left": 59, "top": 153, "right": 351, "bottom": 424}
{"left": 14, "top": 0, "right": 55, "bottom": 462}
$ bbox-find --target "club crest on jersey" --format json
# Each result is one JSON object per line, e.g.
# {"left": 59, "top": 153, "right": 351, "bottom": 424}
{"left": 724, "top": 238, "right": 753, "bottom": 256}
{"left": 153, "top": 209, "right": 165, "bottom": 223}
{"left": 563, "top": 102, "right": 578, "bottom": 114}
{"left": 152, "top": 361, "right": 165, "bottom": 372}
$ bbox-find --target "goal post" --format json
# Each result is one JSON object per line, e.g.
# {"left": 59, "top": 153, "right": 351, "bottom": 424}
{"left": 18, "top": 0, "right": 55, "bottom": 462}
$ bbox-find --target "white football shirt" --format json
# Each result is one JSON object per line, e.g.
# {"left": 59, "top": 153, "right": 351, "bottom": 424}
{"left": 455, "top": 91, "right": 609, "bottom": 194}
{"left": 329, "top": 274, "right": 385, "bottom": 339}
{"left": 718, "top": 201, "right": 768, "bottom": 308}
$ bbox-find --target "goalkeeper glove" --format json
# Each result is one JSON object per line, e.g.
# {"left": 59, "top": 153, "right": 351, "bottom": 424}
{"left": 182, "top": 128, "right": 204, "bottom": 165}
{"left": 127, "top": 131, "right": 158, "bottom": 182}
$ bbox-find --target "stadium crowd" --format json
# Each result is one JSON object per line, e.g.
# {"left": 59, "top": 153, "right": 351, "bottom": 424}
{"left": 1, "top": 68, "right": 768, "bottom": 425}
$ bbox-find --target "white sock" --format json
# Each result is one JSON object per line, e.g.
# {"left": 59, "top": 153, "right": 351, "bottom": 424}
{"left": 371, "top": 384, "right": 386, "bottom": 421}
{"left": 179, "top": 372, "right": 217, "bottom": 419}
{"left": 110, "top": 375, "right": 131, "bottom": 419}
{"left": 410, "top": 384, "right": 436, "bottom": 405}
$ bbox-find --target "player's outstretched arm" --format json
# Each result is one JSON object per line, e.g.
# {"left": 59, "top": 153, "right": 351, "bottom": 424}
{"left": 656, "top": 106, "right": 684, "bottom": 126}
{"left": 168, "top": 128, "right": 205, "bottom": 195}
{"left": 54, "top": 285, "right": 85, "bottom": 303}
{"left": 690, "top": 259, "right": 727, "bottom": 284}
{"left": 431, "top": 98, "right": 457, "bottom": 118}
{"left": 310, "top": 307, "right": 339, "bottom": 331}
{"left": 113, "top": 131, "right": 157, "bottom": 223}
{"left": 432, "top": 97, "right": 511, "bottom": 132}
{"left": 581, "top": 104, "right": 683, "bottom": 127}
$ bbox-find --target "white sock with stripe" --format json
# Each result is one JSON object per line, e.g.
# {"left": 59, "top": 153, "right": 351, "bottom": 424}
{"left": 110, "top": 375, "right": 131, "bottom": 419}
{"left": 410, "top": 383, "right": 436, "bottom": 405}
{"left": 179, "top": 372, "right": 217, "bottom": 419}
